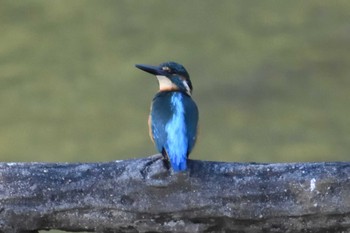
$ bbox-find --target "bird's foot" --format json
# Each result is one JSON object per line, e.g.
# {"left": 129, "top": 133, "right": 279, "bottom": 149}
{"left": 141, "top": 154, "right": 169, "bottom": 177}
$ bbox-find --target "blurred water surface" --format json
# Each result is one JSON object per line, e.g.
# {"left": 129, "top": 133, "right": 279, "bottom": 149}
{"left": 1, "top": 1, "right": 350, "bottom": 165}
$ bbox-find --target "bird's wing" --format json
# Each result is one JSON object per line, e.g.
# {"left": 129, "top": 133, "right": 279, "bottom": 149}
{"left": 183, "top": 95, "right": 199, "bottom": 155}
{"left": 150, "top": 93, "right": 173, "bottom": 153}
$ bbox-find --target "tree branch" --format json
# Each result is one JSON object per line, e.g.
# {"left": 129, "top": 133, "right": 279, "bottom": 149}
{"left": 1, "top": 155, "right": 350, "bottom": 233}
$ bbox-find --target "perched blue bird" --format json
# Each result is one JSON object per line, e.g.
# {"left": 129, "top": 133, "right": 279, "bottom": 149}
{"left": 135, "top": 62, "right": 199, "bottom": 172}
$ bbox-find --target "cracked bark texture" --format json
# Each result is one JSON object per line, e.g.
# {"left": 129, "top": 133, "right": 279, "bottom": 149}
{"left": 1, "top": 154, "right": 350, "bottom": 233}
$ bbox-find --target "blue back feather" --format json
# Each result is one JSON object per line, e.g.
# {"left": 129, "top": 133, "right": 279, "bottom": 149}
{"left": 151, "top": 91, "right": 198, "bottom": 172}
{"left": 165, "top": 93, "right": 188, "bottom": 171}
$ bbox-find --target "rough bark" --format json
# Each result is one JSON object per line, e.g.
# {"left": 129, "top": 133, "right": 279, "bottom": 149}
{"left": 0, "top": 154, "right": 350, "bottom": 233}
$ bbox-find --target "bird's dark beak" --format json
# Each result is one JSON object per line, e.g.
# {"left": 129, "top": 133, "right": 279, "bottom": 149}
{"left": 135, "top": 64, "right": 166, "bottom": 76}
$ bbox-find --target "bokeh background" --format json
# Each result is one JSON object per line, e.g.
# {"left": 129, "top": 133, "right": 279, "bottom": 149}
{"left": 1, "top": 1, "right": 350, "bottom": 165}
{"left": 1, "top": 1, "right": 350, "bottom": 232}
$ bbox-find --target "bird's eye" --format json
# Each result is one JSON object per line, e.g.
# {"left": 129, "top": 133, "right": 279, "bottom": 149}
{"left": 162, "top": 66, "right": 171, "bottom": 72}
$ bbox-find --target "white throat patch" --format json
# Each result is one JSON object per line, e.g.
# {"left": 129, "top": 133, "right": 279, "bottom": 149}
{"left": 156, "top": 75, "right": 191, "bottom": 96}
{"left": 156, "top": 75, "right": 178, "bottom": 91}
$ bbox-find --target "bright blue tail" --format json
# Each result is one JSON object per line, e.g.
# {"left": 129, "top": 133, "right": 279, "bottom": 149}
{"left": 169, "top": 155, "right": 187, "bottom": 172}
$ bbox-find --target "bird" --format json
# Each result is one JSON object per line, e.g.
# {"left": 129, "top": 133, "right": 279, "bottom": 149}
{"left": 135, "top": 61, "right": 199, "bottom": 172}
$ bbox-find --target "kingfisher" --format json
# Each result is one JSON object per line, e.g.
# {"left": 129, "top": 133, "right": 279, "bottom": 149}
{"left": 135, "top": 61, "right": 199, "bottom": 172}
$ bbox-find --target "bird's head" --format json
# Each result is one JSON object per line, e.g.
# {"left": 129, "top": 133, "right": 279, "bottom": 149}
{"left": 135, "top": 61, "right": 193, "bottom": 96}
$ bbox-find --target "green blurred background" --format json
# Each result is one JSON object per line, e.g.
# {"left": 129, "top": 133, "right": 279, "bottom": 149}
{"left": 1, "top": 1, "right": 350, "bottom": 164}
{"left": 1, "top": 1, "right": 350, "bottom": 232}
